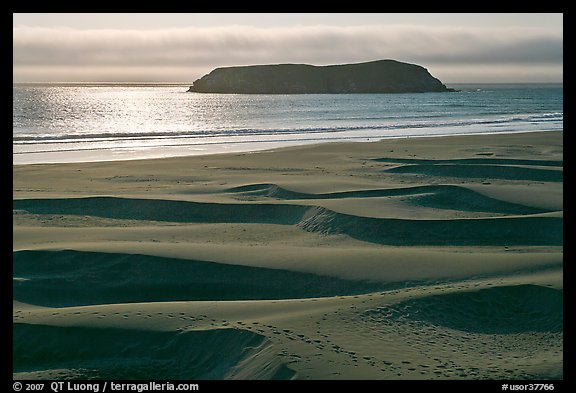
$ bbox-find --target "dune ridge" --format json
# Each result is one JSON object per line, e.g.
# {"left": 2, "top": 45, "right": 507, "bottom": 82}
{"left": 227, "top": 183, "right": 550, "bottom": 215}
{"left": 13, "top": 196, "right": 562, "bottom": 246}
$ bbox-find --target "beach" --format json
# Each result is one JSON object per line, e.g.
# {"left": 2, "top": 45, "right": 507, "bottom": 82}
{"left": 13, "top": 130, "right": 563, "bottom": 380}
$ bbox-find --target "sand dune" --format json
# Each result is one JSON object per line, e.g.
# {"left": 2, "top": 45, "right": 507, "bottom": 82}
{"left": 13, "top": 131, "right": 563, "bottom": 380}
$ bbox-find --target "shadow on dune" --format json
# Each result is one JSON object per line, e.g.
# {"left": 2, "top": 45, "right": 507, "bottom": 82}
{"left": 364, "top": 284, "right": 563, "bottom": 334}
{"left": 13, "top": 323, "right": 296, "bottom": 380}
{"left": 372, "top": 157, "right": 563, "bottom": 182}
{"left": 371, "top": 157, "right": 563, "bottom": 167}
{"left": 13, "top": 250, "right": 386, "bottom": 307}
{"left": 385, "top": 164, "right": 563, "bottom": 182}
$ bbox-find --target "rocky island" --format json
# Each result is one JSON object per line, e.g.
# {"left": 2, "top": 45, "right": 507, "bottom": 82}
{"left": 188, "top": 59, "right": 455, "bottom": 94}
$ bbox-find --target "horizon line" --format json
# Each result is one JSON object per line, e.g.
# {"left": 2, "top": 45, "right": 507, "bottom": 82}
{"left": 13, "top": 81, "right": 564, "bottom": 86}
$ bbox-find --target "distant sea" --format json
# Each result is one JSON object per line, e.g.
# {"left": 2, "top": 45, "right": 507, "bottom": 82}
{"left": 13, "top": 83, "right": 563, "bottom": 164}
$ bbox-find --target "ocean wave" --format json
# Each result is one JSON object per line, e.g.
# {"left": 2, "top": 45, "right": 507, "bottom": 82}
{"left": 13, "top": 112, "right": 563, "bottom": 145}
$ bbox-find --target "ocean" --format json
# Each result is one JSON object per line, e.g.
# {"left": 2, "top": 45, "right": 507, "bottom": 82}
{"left": 13, "top": 83, "right": 563, "bottom": 164}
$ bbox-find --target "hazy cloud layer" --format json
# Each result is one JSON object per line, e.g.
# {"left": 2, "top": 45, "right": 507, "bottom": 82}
{"left": 13, "top": 24, "right": 563, "bottom": 82}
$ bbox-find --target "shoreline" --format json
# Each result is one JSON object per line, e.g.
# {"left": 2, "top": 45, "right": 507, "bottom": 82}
{"left": 13, "top": 128, "right": 562, "bottom": 166}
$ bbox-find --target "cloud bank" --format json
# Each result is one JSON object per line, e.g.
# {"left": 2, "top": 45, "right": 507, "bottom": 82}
{"left": 13, "top": 24, "right": 563, "bottom": 82}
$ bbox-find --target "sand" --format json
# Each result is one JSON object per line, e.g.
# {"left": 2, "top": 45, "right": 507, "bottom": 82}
{"left": 13, "top": 131, "right": 563, "bottom": 380}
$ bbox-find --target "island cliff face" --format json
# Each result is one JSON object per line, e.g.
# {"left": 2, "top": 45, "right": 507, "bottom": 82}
{"left": 188, "top": 60, "right": 454, "bottom": 94}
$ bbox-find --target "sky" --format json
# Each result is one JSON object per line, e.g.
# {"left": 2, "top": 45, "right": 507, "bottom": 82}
{"left": 13, "top": 13, "right": 563, "bottom": 83}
